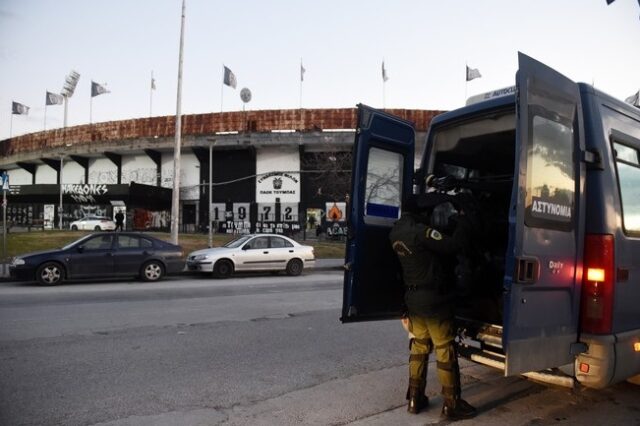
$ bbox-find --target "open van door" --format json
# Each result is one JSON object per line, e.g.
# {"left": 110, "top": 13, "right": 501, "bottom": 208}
{"left": 503, "top": 53, "right": 586, "bottom": 375}
{"left": 341, "top": 105, "right": 415, "bottom": 322}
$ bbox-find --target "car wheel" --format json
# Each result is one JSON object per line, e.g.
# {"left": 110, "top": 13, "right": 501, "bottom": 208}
{"left": 71, "top": 225, "right": 78, "bottom": 230}
{"left": 94, "top": 225, "right": 101, "bottom": 231}
{"left": 285, "top": 259, "right": 303, "bottom": 276}
{"left": 141, "top": 260, "right": 164, "bottom": 282}
{"left": 213, "top": 259, "right": 233, "bottom": 278}
{"left": 36, "top": 262, "right": 64, "bottom": 286}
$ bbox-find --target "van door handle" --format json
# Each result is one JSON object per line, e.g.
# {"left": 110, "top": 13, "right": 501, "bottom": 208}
{"left": 515, "top": 257, "right": 539, "bottom": 284}
{"left": 289, "top": 250, "right": 294, "bottom": 253}
{"left": 263, "top": 251, "right": 269, "bottom": 254}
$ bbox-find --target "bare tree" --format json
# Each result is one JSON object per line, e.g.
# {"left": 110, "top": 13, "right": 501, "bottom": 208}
{"left": 301, "top": 149, "right": 352, "bottom": 202}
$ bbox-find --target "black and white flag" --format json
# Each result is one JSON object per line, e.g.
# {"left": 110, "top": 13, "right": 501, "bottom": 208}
{"left": 12, "top": 101, "right": 29, "bottom": 115}
{"left": 382, "top": 61, "right": 389, "bottom": 82}
{"left": 46, "top": 91, "right": 64, "bottom": 105}
{"left": 91, "top": 81, "right": 110, "bottom": 97}
{"left": 300, "top": 62, "right": 306, "bottom": 82}
{"left": 466, "top": 65, "right": 482, "bottom": 81}
{"left": 625, "top": 90, "right": 639, "bottom": 107}
{"left": 223, "top": 65, "right": 237, "bottom": 89}
{"left": 151, "top": 77, "right": 156, "bottom": 90}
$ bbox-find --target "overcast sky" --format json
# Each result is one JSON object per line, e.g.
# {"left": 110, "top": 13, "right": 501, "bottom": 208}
{"left": 0, "top": 0, "right": 638, "bottom": 140}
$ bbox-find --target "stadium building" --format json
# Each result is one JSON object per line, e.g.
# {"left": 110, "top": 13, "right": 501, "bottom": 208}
{"left": 0, "top": 108, "right": 439, "bottom": 236}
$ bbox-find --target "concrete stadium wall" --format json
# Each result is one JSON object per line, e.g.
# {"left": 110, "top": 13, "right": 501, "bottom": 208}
{"left": 0, "top": 108, "right": 441, "bottom": 160}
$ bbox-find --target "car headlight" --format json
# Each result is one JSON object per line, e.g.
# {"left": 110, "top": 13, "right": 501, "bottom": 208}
{"left": 12, "top": 258, "right": 26, "bottom": 266}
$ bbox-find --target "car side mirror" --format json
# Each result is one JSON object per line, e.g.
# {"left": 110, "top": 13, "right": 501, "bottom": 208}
{"left": 242, "top": 245, "right": 250, "bottom": 250}
{"left": 77, "top": 246, "right": 85, "bottom": 253}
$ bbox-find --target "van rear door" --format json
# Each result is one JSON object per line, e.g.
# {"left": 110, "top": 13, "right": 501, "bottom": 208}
{"left": 504, "top": 53, "right": 586, "bottom": 375}
{"left": 341, "top": 105, "right": 415, "bottom": 322}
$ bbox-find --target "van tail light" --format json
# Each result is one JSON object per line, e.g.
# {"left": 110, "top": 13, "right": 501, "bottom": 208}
{"left": 580, "top": 234, "right": 614, "bottom": 334}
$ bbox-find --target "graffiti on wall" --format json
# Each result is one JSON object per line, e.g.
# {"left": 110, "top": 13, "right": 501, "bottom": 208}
{"left": 88, "top": 170, "right": 118, "bottom": 184}
{"left": 6, "top": 205, "right": 35, "bottom": 226}
{"left": 133, "top": 208, "right": 170, "bottom": 230}
{"left": 69, "top": 205, "right": 108, "bottom": 220}
{"left": 122, "top": 167, "right": 157, "bottom": 185}
{"left": 63, "top": 184, "right": 108, "bottom": 204}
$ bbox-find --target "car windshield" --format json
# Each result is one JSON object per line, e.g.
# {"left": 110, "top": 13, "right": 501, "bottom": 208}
{"left": 223, "top": 235, "right": 252, "bottom": 248}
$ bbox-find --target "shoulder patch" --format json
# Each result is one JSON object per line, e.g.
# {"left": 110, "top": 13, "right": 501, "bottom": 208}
{"left": 392, "top": 241, "right": 413, "bottom": 257}
{"left": 427, "top": 229, "right": 443, "bottom": 241}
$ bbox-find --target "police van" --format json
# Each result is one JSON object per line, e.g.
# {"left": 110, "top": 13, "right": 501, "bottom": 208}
{"left": 342, "top": 53, "right": 640, "bottom": 389}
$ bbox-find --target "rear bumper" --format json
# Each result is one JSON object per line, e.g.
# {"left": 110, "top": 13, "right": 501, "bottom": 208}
{"left": 576, "top": 329, "right": 640, "bottom": 389}
{"left": 165, "top": 259, "right": 186, "bottom": 275}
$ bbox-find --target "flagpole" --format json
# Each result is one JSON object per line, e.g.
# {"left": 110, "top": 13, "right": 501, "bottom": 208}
{"left": 150, "top": 70, "right": 154, "bottom": 117}
{"left": 90, "top": 96, "right": 93, "bottom": 124}
{"left": 44, "top": 104, "right": 47, "bottom": 131}
{"left": 220, "top": 64, "right": 224, "bottom": 113}
{"left": 9, "top": 113, "right": 13, "bottom": 139}
{"left": 299, "top": 58, "right": 303, "bottom": 109}
{"left": 464, "top": 62, "right": 468, "bottom": 104}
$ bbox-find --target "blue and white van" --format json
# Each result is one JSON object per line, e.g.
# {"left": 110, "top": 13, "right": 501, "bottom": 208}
{"left": 342, "top": 53, "right": 640, "bottom": 389}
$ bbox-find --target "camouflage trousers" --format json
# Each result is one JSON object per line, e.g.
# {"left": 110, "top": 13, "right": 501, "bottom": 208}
{"left": 405, "top": 315, "right": 461, "bottom": 400}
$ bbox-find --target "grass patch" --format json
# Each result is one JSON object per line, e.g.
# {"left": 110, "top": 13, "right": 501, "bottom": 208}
{"left": 1, "top": 231, "right": 345, "bottom": 260}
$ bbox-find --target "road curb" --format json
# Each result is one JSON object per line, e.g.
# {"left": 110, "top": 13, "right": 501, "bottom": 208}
{"left": 0, "top": 260, "right": 344, "bottom": 283}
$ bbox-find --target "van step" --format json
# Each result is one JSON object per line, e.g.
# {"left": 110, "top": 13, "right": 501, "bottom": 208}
{"left": 522, "top": 370, "right": 575, "bottom": 388}
{"left": 470, "top": 352, "right": 506, "bottom": 370}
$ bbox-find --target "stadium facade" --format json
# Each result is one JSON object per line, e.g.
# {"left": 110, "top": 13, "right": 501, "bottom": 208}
{"left": 0, "top": 108, "right": 439, "bottom": 236}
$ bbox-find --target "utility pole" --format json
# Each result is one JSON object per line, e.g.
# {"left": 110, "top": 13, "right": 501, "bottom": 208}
{"left": 171, "top": 0, "right": 186, "bottom": 245}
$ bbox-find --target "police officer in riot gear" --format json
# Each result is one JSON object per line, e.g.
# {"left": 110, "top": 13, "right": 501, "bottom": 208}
{"left": 389, "top": 194, "right": 477, "bottom": 420}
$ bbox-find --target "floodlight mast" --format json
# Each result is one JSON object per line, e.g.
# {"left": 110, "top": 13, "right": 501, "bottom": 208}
{"left": 60, "top": 70, "right": 80, "bottom": 128}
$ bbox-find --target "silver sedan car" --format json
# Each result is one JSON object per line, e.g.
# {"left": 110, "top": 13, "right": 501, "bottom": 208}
{"left": 186, "top": 234, "right": 315, "bottom": 278}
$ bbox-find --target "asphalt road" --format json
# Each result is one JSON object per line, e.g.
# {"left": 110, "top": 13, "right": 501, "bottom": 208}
{"left": 0, "top": 271, "right": 638, "bottom": 426}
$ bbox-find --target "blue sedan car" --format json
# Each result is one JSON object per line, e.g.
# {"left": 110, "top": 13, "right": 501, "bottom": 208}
{"left": 10, "top": 232, "right": 185, "bottom": 285}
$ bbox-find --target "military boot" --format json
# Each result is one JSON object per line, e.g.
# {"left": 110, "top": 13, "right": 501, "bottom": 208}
{"left": 407, "top": 378, "right": 429, "bottom": 414}
{"left": 441, "top": 397, "right": 477, "bottom": 420}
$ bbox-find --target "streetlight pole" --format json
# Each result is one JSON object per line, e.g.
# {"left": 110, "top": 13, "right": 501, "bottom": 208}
{"left": 208, "top": 141, "right": 213, "bottom": 248}
{"left": 170, "top": 0, "right": 186, "bottom": 245}
{"left": 59, "top": 155, "right": 64, "bottom": 230}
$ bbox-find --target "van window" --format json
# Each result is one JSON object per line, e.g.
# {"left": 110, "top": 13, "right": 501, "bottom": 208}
{"left": 614, "top": 142, "right": 640, "bottom": 233}
{"left": 525, "top": 115, "right": 574, "bottom": 231}
{"left": 364, "top": 147, "right": 402, "bottom": 224}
